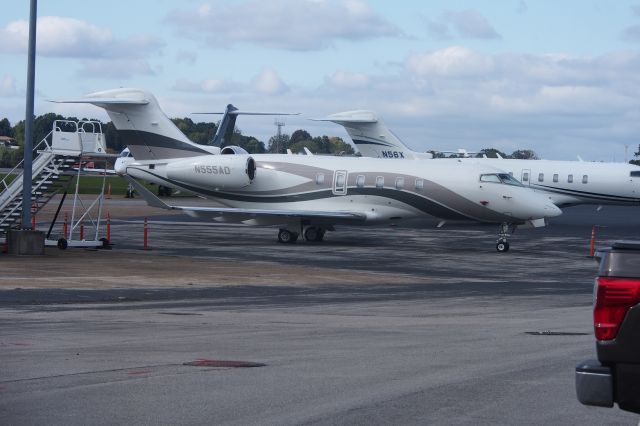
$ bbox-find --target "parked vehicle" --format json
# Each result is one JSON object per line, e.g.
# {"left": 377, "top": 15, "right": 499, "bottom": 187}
{"left": 576, "top": 241, "right": 640, "bottom": 414}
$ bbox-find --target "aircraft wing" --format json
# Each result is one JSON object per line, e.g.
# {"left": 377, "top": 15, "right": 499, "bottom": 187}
{"left": 123, "top": 176, "right": 366, "bottom": 223}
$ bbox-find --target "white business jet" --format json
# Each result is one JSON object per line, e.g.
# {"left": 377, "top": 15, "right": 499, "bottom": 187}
{"left": 56, "top": 88, "right": 560, "bottom": 252}
{"left": 316, "top": 110, "right": 640, "bottom": 208}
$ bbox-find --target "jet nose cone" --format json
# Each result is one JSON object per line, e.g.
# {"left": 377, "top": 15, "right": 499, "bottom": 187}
{"left": 114, "top": 159, "right": 127, "bottom": 176}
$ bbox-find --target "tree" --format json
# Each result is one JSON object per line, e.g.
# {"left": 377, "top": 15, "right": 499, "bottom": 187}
{"left": 268, "top": 133, "right": 290, "bottom": 153}
{"left": 104, "top": 121, "right": 124, "bottom": 153}
{"left": 477, "top": 148, "right": 508, "bottom": 159}
{"left": 326, "top": 136, "right": 354, "bottom": 155}
{"left": 171, "top": 118, "right": 217, "bottom": 145}
{"left": 0, "top": 118, "right": 12, "bottom": 137}
{"left": 631, "top": 144, "right": 640, "bottom": 166}
{"left": 510, "top": 149, "right": 539, "bottom": 160}
{"left": 290, "top": 129, "right": 312, "bottom": 145}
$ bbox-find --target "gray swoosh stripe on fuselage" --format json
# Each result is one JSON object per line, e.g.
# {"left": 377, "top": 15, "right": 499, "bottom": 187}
{"left": 532, "top": 183, "right": 640, "bottom": 204}
{"left": 129, "top": 167, "right": 514, "bottom": 223}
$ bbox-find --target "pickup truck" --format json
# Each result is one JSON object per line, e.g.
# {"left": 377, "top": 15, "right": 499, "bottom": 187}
{"left": 575, "top": 240, "right": 640, "bottom": 414}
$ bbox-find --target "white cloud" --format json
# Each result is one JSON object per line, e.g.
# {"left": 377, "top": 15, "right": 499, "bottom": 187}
{"left": 0, "top": 16, "right": 164, "bottom": 58}
{"left": 252, "top": 68, "right": 289, "bottom": 95}
{"left": 172, "top": 78, "right": 239, "bottom": 93}
{"left": 444, "top": 10, "right": 501, "bottom": 39}
{"left": 176, "top": 50, "right": 197, "bottom": 64}
{"left": 622, "top": 24, "right": 640, "bottom": 42}
{"left": 76, "top": 59, "right": 156, "bottom": 79}
{"left": 426, "top": 9, "right": 500, "bottom": 40}
{"left": 327, "top": 71, "right": 370, "bottom": 89}
{"left": 0, "top": 75, "right": 18, "bottom": 97}
{"left": 166, "top": 0, "right": 403, "bottom": 51}
{"left": 407, "top": 47, "right": 495, "bottom": 78}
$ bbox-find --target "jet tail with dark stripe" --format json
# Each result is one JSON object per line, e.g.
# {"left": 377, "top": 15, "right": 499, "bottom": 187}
{"left": 313, "top": 110, "right": 432, "bottom": 160}
{"left": 53, "top": 88, "right": 214, "bottom": 161}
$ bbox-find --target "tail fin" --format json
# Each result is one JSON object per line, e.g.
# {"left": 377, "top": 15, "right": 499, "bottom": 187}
{"left": 194, "top": 106, "right": 300, "bottom": 148}
{"left": 313, "top": 110, "right": 430, "bottom": 160}
{"left": 210, "top": 104, "right": 239, "bottom": 147}
{"left": 52, "top": 88, "right": 212, "bottom": 161}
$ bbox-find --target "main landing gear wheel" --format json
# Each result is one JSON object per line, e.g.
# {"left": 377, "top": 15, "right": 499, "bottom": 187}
{"left": 496, "top": 239, "right": 510, "bottom": 253}
{"left": 304, "top": 227, "right": 324, "bottom": 242}
{"left": 278, "top": 229, "right": 298, "bottom": 244}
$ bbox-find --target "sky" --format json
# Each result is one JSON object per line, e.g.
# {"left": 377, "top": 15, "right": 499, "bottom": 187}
{"left": 1, "top": 0, "right": 640, "bottom": 161}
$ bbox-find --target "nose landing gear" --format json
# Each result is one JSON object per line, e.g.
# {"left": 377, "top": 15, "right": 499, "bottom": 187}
{"left": 496, "top": 222, "right": 516, "bottom": 253}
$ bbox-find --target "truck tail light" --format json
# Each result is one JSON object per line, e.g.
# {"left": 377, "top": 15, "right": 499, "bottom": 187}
{"left": 594, "top": 277, "right": 640, "bottom": 341}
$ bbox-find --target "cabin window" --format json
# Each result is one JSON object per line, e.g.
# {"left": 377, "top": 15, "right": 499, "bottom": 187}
{"left": 582, "top": 175, "right": 588, "bottom": 184}
{"left": 499, "top": 173, "right": 524, "bottom": 187}
{"left": 568, "top": 174, "right": 573, "bottom": 183}
{"left": 376, "top": 176, "right": 384, "bottom": 188}
{"left": 395, "top": 177, "right": 404, "bottom": 190}
{"left": 149, "top": 164, "right": 155, "bottom": 170}
{"left": 356, "top": 175, "right": 365, "bottom": 188}
{"left": 538, "top": 173, "right": 544, "bottom": 182}
{"left": 522, "top": 172, "right": 529, "bottom": 182}
{"left": 315, "top": 173, "right": 325, "bottom": 185}
{"left": 553, "top": 173, "right": 558, "bottom": 183}
{"left": 415, "top": 179, "right": 424, "bottom": 190}
{"left": 631, "top": 171, "right": 640, "bottom": 177}
{"left": 480, "top": 174, "right": 501, "bottom": 183}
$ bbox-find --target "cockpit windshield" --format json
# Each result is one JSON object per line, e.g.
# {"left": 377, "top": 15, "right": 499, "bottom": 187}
{"left": 480, "top": 173, "right": 524, "bottom": 187}
{"left": 119, "top": 148, "right": 133, "bottom": 158}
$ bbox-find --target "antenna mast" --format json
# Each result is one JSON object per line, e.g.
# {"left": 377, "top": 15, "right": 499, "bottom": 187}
{"left": 274, "top": 118, "right": 285, "bottom": 153}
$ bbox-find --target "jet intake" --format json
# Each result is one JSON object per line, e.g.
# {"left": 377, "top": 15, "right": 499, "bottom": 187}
{"left": 166, "top": 155, "right": 256, "bottom": 190}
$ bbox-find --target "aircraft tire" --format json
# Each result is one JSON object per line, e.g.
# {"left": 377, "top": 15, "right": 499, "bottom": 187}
{"left": 278, "top": 229, "right": 296, "bottom": 244}
{"left": 304, "top": 227, "right": 320, "bottom": 242}
{"left": 496, "top": 240, "right": 509, "bottom": 253}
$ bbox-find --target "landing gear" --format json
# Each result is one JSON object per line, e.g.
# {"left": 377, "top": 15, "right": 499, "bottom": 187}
{"left": 277, "top": 229, "right": 299, "bottom": 244}
{"left": 277, "top": 226, "right": 327, "bottom": 243}
{"left": 304, "top": 226, "right": 325, "bottom": 242}
{"left": 496, "top": 222, "right": 516, "bottom": 253}
{"left": 496, "top": 239, "right": 509, "bottom": 253}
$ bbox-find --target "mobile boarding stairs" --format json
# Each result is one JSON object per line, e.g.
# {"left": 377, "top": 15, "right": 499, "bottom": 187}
{"left": 0, "top": 120, "right": 112, "bottom": 249}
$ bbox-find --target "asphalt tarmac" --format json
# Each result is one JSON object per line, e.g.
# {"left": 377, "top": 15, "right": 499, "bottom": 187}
{"left": 1, "top": 203, "right": 639, "bottom": 425}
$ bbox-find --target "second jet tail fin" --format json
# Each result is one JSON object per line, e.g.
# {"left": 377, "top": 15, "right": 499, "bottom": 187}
{"left": 312, "top": 110, "right": 431, "bottom": 160}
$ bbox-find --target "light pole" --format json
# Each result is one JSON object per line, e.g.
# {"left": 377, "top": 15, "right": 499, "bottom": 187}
{"left": 21, "top": 0, "right": 37, "bottom": 230}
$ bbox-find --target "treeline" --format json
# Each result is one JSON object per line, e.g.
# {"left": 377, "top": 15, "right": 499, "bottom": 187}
{"left": 429, "top": 148, "right": 540, "bottom": 159}
{"left": 0, "top": 114, "right": 355, "bottom": 167}
{"left": 3, "top": 114, "right": 638, "bottom": 167}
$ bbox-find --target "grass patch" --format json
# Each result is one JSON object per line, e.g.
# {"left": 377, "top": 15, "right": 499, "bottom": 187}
{"left": 1, "top": 173, "right": 190, "bottom": 196}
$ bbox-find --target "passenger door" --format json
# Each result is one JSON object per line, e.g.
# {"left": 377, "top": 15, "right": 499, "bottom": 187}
{"left": 521, "top": 169, "right": 531, "bottom": 186}
{"left": 333, "top": 170, "right": 348, "bottom": 195}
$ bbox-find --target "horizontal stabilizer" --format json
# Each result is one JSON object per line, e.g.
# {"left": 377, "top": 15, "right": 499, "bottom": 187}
{"left": 51, "top": 88, "right": 151, "bottom": 106}
{"left": 311, "top": 110, "right": 378, "bottom": 124}
{"left": 51, "top": 98, "right": 149, "bottom": 105}
{"left": 193, "top": 111, "right": 299, "bottom": 116}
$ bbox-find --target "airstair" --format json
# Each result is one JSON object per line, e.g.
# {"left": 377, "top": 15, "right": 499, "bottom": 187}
{"left": 0, "top": 120, "right": 112, "bottom": 248}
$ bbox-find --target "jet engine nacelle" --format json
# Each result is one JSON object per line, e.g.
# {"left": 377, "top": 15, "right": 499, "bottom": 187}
{"left": 166, "top": 154, "right": 256, "bottom": 190}
{"left": 221, "top": 145, "right": 249, "bottom": 155}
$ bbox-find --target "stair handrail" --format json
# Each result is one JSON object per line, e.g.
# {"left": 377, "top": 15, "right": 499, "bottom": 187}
{"left": 0, "top": 130, "right": 53, "bottom": 192}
